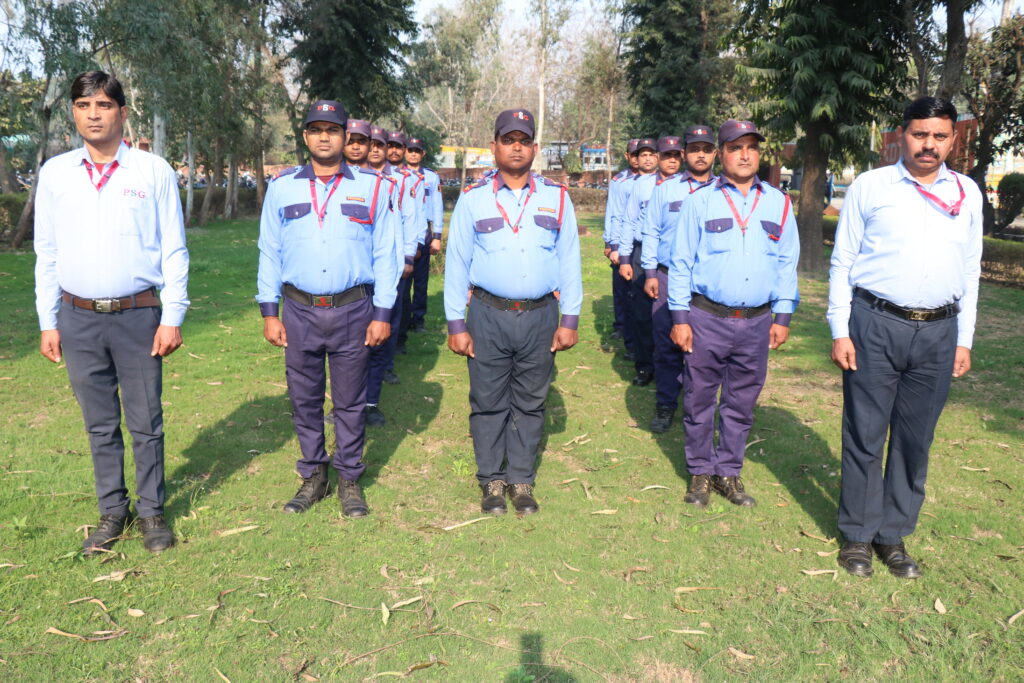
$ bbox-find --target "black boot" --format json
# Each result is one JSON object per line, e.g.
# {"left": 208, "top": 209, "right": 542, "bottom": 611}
{"left": 138, "top": 514, "right": 176, "bottom": 553}
{"left": 283, "top": 464, "right": 330, "bottom": 513}
{"left": 649, "top": 404, "right": 675, "bottom": 433}
{"left": 338, "top": 479, "right": 369, "bottom": 517}
{"left": 82, "top": 512, "right": 132, "bottom": 555}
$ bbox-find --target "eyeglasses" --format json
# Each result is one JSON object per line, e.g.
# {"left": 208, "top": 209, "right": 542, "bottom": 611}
{"left": 499, "top": 135, "right": 533, "bottom": 146}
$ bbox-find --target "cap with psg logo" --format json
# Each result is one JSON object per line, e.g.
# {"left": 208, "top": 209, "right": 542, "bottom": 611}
{"left": 406, "top": 137, "right": 426, "bottom": 152}
{"left": 304, "top": 100, "right": 348, "bottom": 127}
{"left": 657, "top": 135, "right": 683, "bottom": 153}
{"left": 495, "top": 109, "right": 536, "bottom": 138}
{"left": 684, "top": 125, "right": 716, "bottom": 146}
{"left": 717, "top": 120, "right": 766, "bottom": 145}
{"left": 635, "top": 138, "right": 657, "bottom": 153}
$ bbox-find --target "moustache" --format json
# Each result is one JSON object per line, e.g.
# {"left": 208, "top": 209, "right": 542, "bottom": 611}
{"left": 915, "top": 151, "right": 938, "bottom": 159}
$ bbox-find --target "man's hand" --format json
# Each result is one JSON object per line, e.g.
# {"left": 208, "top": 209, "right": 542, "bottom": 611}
{"left": 263, "top": 316, "right": 287, "bottom": 347}
{"left": 952, "top": 346, "right": 971, "bottom": 377}
{"left": 402, "top": 264, "right": 414, "bottom": 279}
{"left": 603, "top": 247, "right": 612, "bottom": 259}
{"left": 365, "top": 321, "right": 390, "bottom": 347}
{"left": 618, "top": 263, "right": 633, "bottom": 281}
{"left": 550, "top": 326, "right": 578, "bottom": 352}
{"left": 448, "top": 332, "right": 475, "bottom": 358}
{"left": 40, "top": 329, "right": 62, "bottom": 363}
{"left": 831, "top": 337, "right": 857, "bottom": 371}
{"left": 151, "top": 325, "right": 183, "bottom": 357}
{"left": 671, "top": 323, "right": 693, "bottom": 353}
{"left": 768, "top": 323, "right": 790, "bottom": 350}
{"left": 429, "top": 238, "right": 442, "bottom": 255}
{"left": 610, "top": 250, "right": 620, "bottom": 266}
{"left": 644, "top": 277, "right": 659, "bottom": 300}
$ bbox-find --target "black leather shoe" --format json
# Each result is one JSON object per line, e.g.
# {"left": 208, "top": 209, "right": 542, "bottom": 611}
{"left": 711, "top": 475, "right": 756, "bottom": 506}
{"left": 82, "top": 512, "right": 132, "bottom": 555}
{"left": 382, "top": 370, "right": 400, "bottom": 385}
{"left": 632, "top": 369, "right": 654, "bottom": 386}
{"left": 873, "top": 542, "right": 923, "bottom": 579}
{"left": 365, "top": 405, "right": 386, "bottom": 426}
{"left": 338, "top": 479, "right": 369, "bottom": 517}
{"left": 838, "top": 541, "right": 874, "bottom": 577}
{"left": 683, "top": 474, "right": 712, "bottom": 508}
{"left": 649, "top": 404, "right": 675, "bottom": 433}
{"left": 138, "top": 515, "right": 176, "bottom": 553}
{"left": 480, "top": 480, "right": 507, "bottom": 515}
{"left": 283, "top": 464, "right": 330, "bottom": 513}
{"left": 509, "top": 483, "right": 539, "bottom": 515}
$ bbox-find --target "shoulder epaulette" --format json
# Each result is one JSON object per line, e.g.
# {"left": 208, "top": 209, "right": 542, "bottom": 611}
{"left": 271, "top": 165, "right": 301, "bottom": 182}
{"left": 463, "top": 177, "right": 489, "bottom": 193}
{"left": 534, "top": 173, "right": 566, "bottom": 190}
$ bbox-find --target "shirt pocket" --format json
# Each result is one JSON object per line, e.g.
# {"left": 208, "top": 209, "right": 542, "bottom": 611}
{"left": 760, "top": 220, "right": 782, "bottom": 254}
{"left": 533, "top": 214, "right": 559, "bottom": 249}
{"left": 668, "top": 200, "right": 683, "bottom": 212}
{"left": 473, "top": 216, "right": 507, "bottom": 253}
{"left": 340, "top": 202, "right": 373, "bottom": 240}
{"left": 703, "top": 217, "right": 733, "bottom": 254}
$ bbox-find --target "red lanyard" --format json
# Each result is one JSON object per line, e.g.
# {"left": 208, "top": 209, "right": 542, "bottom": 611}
{"left": 720, "top": 185, "right": 761, "bottom": 232}
{"left": 309, "top": 174, "right": 341, "bottom": 229}
{"left": 84, "top": 160, "right": 119, "bottom": 192}
{"left": 686, "top": 177, "right": 713, "bottom": 194}
{"left": 912, "top": 174, "right": 965, "bottom": 217}
{"left": 493, "top": 177, "right": 534, "bottom": 234}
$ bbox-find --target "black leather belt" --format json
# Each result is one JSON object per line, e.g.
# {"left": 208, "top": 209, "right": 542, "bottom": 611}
{"left": 690, "top": 292, "right": 770, "bottom": 319}
{"left": 854, "top": 287, "right": 958, "bottom": 322}
{"left": 62, "top": 287, "right": 159, "bottom": 313}
{"left": 473, "top": 287, "right": 554, "bottom": 312}
{"left": 657, "top": 264, "right": 669, "bottom": 274}
{"left": 283, "top": 283, "right": 372, "bottom": 308}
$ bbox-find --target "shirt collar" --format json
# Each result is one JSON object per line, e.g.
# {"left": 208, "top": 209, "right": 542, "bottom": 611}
{"left": 293, "top": 163, "right": 354, "bottom": 181}
{"left": 492, "top": 171, "right": 536, "bottom": 194}
{"left": 894, "top": 159, "right": 953, "bottom": 186}
{"left": 77, "top": 141, "right": 130, "bottom": 168}
{"left": 715, "top": 174, "right": 763, "bottom": 192}
{"left": 678, "top": 170, "right": 716, "bottom": 185}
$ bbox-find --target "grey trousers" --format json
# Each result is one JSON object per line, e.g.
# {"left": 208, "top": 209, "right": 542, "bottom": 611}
{"left": 58, "top": 302, "right": 165, "bottom": 518}
{"left": 837, "top": 297, "right": 957, "bottom": 545}
{"left": 466, "top": 295, "right": 559, "bottom": 486}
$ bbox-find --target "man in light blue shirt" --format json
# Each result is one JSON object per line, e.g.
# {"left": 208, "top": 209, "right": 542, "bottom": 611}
{"left": 668, "top": 120, "right": 799, "bottom": 509}
{"left": 34, "top": 71, "right": 189, "bottom": 555}
{"left": 257, "top": 100, "right": 399, "bottom": 518}
{"left": 445, "top": 108, "right": 582, "bottom": 516}
{"left": 603, "top": 139, "right": 639, "bottom": 352}
{"left": 828, "top": 97, "right": 982, "bottom": 580}
{"left": 400, "top": 137, "right": 444, "bottom": 338}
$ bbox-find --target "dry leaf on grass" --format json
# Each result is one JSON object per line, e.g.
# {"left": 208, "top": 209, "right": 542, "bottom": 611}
{"left": 553, "top": 570, "right": 575, "bottom": 585}
{"left": 959, "top": 466, "right": 990, "bottom": 472}
{"left": 799, "top": 529, "right": 834, "bottom": 544}
{"left": 641, "top": 485, "right": 669, "bottom": 491}
{"left": 591, "top": 509, "right": 618, "bottom": 515}
{"left": 668, "top": 629, "right": 707, "bottom": 635}
{"left": 442, "top": 517, "right": 492, "bottom": 531}
{"left": 562, "top": 560, "right": 581, "bottom": 572}
{"left": 215, "top": 668, "right": 231, "bottom": 683}
{"left": 1006, "top": 607, "right": 1023, "bottom": 626}
{"left": 46, "top": 626, "right": 127, "bottom": 642}
{"left": 816, "top": 550, "right": 839, "bottom": 557}
{"left": 934, "top": 599, "right": 947, "bottom": 614}
{"left": 674, "top": 587, "right": 721, "bottom": 593}
{"left": 801, "top": 569, "right": 839, "bottom": 579}
{"left": 728, "top": 647, "right": 755, "bottom": 660}
{"left": 631, "top": 635, "right": 655, "bottom": 641}
{"left": 624, "top": 567, "right": 650, "bottom": 582}
{"left": 216, "top": 525, "right": 259, "bottom": 537}
{"left": 451, "top": 600, "right": 501, "bottom": 612}
{"left": 390, "top": 596, "right": 422, "bottom": 610}
{"left": 92, "top": 569, "right": 137, "bottom": 583}
{"left": 380, "top": 602, "right": 390, "bottom": 626}
{"left": 380, "top": 565, "right": 391, "bottom": 579}
{"left": 126, "top": 608, "right": 145, "bottom": 618}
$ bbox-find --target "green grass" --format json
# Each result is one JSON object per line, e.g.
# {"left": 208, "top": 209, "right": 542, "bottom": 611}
{"left": 0, "top": 214, "right": 1022, "bottom": 681}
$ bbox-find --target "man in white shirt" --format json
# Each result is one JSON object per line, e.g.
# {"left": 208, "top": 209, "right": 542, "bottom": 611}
{"left": 34, "top": 71, "right": 189, "bottom": 555}
{"left": 828, "top": 97, "right": 982, "bottom": 579}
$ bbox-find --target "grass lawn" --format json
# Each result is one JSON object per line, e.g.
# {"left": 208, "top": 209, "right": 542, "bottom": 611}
{"left": 0, "top": 213, "right": 1022, "bottom": 681}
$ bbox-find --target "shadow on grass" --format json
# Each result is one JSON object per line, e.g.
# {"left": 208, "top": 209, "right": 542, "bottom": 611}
{"left": 504, "top": 633, "right": 578, "bottom": 683}
{"left": 589, "top": 294, "right": 635, "bottom": 384}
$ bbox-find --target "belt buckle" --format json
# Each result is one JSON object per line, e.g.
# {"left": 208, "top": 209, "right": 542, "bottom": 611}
{"left": 93, "top": 298, "right": 118, "bottom": 313}
{"left": 511, "top": 300, "right": 522, "bottom": 311}
{"left": 731, "top": 309, "right": 743, "bottom": 319}
{"left": 314, "top": 295, "right": 332, "bottom": 307}
{"left": 908, "top": 310, "right": 928, "bottom": 321}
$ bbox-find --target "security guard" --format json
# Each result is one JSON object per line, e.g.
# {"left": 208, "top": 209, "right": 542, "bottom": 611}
{"left": 257, "top": 100, "right": 399, "bottom": 517}
{"left": 444, "top": 108, "right": 583, "bottom": 515}
{"left": 668, "top": 120, "right": 799, "bottom": 508}
{"left": 365, "top": 125, "right": 420, "bottom": 426}
{"left": 641, "top": 126, "right": 717, "bottom": 433}
{"left": 35, "top": 71, "right": 189, "bottom": 554}
{"left": 399, "top": 137, "right": 444, "bottom": 339}
{"left": 603, "top": 139, "right": 640, "bottom": 351}
{"left": 343, "top": 119, "right": 372, "bottom": 167}
{"left": 385, "top": 131, "right": 417, "bottom": 356}
{"left": 617, "top": 137, "right": 667, "bottom": 386}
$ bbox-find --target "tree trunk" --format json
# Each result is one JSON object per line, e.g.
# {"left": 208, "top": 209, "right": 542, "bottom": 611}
{"left": 796, "top": 122, "right": 828, "bottom": 274}
{"left": 1002, "top": 0, "right": 1015, "bottom": 25}
{"left": 185, "top": 131, "right": 195, "bottom": 228}
{"left": 605, "top": 91, "right": 614, "bottom": 183}
{"left": 199, "top": 142, "right": 223, "bottom": 226}
{"left": 936, "top": 0, "right": 968, "bottom": 101}
{"left": 11, "top": 79, "right": 54, "bottom": 249}
{"left": 968, "top": 129, "right": 998, "bottom": 235}
{"left": 222, "top": 153, "right": 237, "bottom": 220}
{"left": 535, "top": 41, "right": 546, "bottom": 172}
{"left": 152, "top": 110, "right": 167, "bottom": 158}
{"left": 0, "top": 142, "right": 16, "bottom": 195}
{"left": 902, "top": 0, "right": 931, "bottom": 97}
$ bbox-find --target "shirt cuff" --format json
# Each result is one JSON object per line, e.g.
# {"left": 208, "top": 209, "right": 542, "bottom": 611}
{"left": 644, "top": 268, "right": 657, "bottom": 279}
{"left": 773, "top": 312, "right": 792, "bottom": 327}
{"left": 604, "top": 241, "right": 613, "bottom": 249}
{"left": 559, "top": 314, "right": 579, "bottom": 330}
{"left": 609, "top": 243, "right": 619, "bottom": 252}
{"left": 160, "top": 304, "right": 187, "bottom": 327}
{"left": 670, "top": 309, "right": 690, "bottom": 325}
{"left": 260, "top": 302, "right": 280, "bottom": 317}
{"left": 431, "top": 232, "right": 442, "bottom": 240}
{"left": 447, "top": 319, "right": 468, "bottom": 334}
{"left": 372, "top": 307, "right": 391, "bottom": 322}
{"left": 404, "top": 255, "right": 415, "bottom": 266}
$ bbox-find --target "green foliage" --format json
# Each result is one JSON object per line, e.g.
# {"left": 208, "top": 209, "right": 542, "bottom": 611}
{"left": 997, "top": 173, "right": 1024, "bottom": 233}
{"left": 403, "top": 122, "right": 444, "bottom": 170}
{"left": 0, "top": 71, "right": 45, "bottom": 138}
{"left": 0, "top": 193, "right": 29, "bottom": 234}
{"left": 982, "top": 235, "right": 1024, "bottom": 286}
{"left": 562, "top": 148, "right": 583, "bottom": 175}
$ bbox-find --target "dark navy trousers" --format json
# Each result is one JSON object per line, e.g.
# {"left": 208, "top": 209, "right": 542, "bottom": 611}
{"left": 838, "top": 297, "right": 957, "bottom": 545}
{"left": 652, "top": 268, "right": 685, "bottom": 409}
{"left": 401, "top": 241, "right": 430, "bottom": 336}
{"left": 59, "top": 302, "right": 165, "bottom": 518}
{"left": 282, "top": 295, "right": 371, "bottom": 482}
{"left": 368, "top": 279, "right": 405, "bottom": 403}
{"left": 627, "top": 241, "right": 653, "bottom": 373}
{"left": 611, "top": 261, "right": 631, "bottom": 347}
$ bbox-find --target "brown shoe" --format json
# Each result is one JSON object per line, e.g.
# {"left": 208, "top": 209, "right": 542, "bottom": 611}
{"left": 838, "top": 541, "right": 874, "bottom": 577}
{"left": 683, "top": 474, "right": 712, "bottom": 508}
{"left": 711, "top": 475, "right": 756, "bottom": 506}
{"left": 508, "top": 483, "right": 539, "bottom": 515}
{"left": 873, "top": 542, "right": 922, "bottom": 579}
{"left": 283, "top": 464, "right": 330, "bottom": 513}
{"left": 338, "top": 479, "right": 369, "bottom": 518}
{"left": 481, "top": 480, "right": 507, "bottom": 515}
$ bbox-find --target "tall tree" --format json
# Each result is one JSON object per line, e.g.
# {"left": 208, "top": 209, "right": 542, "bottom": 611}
{"left": 530, "top": 0, "right": 572, "bottom": 169}
{"left": 736, "top": 0, "right": 910, "bottom": 274}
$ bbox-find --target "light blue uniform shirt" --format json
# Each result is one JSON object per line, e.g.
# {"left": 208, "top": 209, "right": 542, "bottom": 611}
{"left": 256, "top": 163, "right": 399, "bottom": 319}
{"left": 602, "top": 169, "right": 631, "bottom": 248}
{"left": 404, "top": 166, "right": 444, "bottom": 242}
{"left": 379, "top": 163, "right": 420, "bottom": 265}
{"left": 668, "top": 176, "right": 800, "bottom": 326}
{"left": 444, "top": 172, "right": 583, "bottom": 333}
{"left": 827, "top": 161, "right": 983, "bottom": 348}
{"left": 618, "top": 171, "right": 662, "bottom": 258}
{"left": 607, "top": 172, "right": 638, "bottom": 250}
{"left": 34, "top": 142, "right": 190, "bottom": 330}
{"left": 641, "top": 170, "right": 717, "bottom": 276}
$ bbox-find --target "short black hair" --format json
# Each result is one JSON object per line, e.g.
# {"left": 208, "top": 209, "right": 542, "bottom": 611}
{"left": 70, "top": 71, "right": 126, "bottom": 107}
{"left": 902, "top": 96, "right": 957, "bottom": 129}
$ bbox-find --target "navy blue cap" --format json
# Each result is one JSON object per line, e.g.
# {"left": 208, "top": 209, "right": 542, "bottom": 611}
{"left": 370, "top": 125, "right": 387, "bottom": 145}
{"left": 304, "top": 100, "right": 348, "bottom": 127}
{"left": 406, "top": 137, "right": 425, "bottom": 151}
{"left": 626, "top": 138, "right": 641, "bottom": 154}
{"left": 684, "top": 125, "right": 715, "bottom": 146}
{"left": 346, "top": 119, "right": 371, "bottom": 139}
{"left": 657, "top": 135, "right": 682, "bottom": 153}
{"left": 386, "top": 130, "right": 406, "bottom": 146}
{"left": 495, "top": 109, "right": 535, "bottom": 138}
{"left": 635, "top": 138, "right": 657, "bottom": 153}
{"left": 718, "top": 120, "right": 765, "bottom": 145}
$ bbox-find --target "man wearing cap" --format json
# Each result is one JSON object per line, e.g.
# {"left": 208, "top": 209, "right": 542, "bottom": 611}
{"left": 603, "top": 139, "right": 640, "bottom": 354}
{"left": 444, "top": 108, "right": 582, "bottom": 515}
{"left": 399, "top": 137, "right": 444, "bottom": 340}
{"left": 668, "top": 120, "right": 799, "bottom": 508}
{"left": 257, "top": 100, "right": 399, "bottom": 517}
{"left": 343, "top": 119, "right": 372, "bottom": 167}
{"left": 34, "top": 70, "right": 189, "bottom": 555}
{"left": 828, "top": 97, "right": 982, "bottom": 579}
{"left": 641, "top": 126, "right": 718, "bottom": 433}
{"left": 617, "top": 137, "right": 669, "bottom": 387}
{"left": 364, "top": 125, "right": 420, "bottom": 426}
{"left": 385, "top": 131, "right": 416, "bottom": 356}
